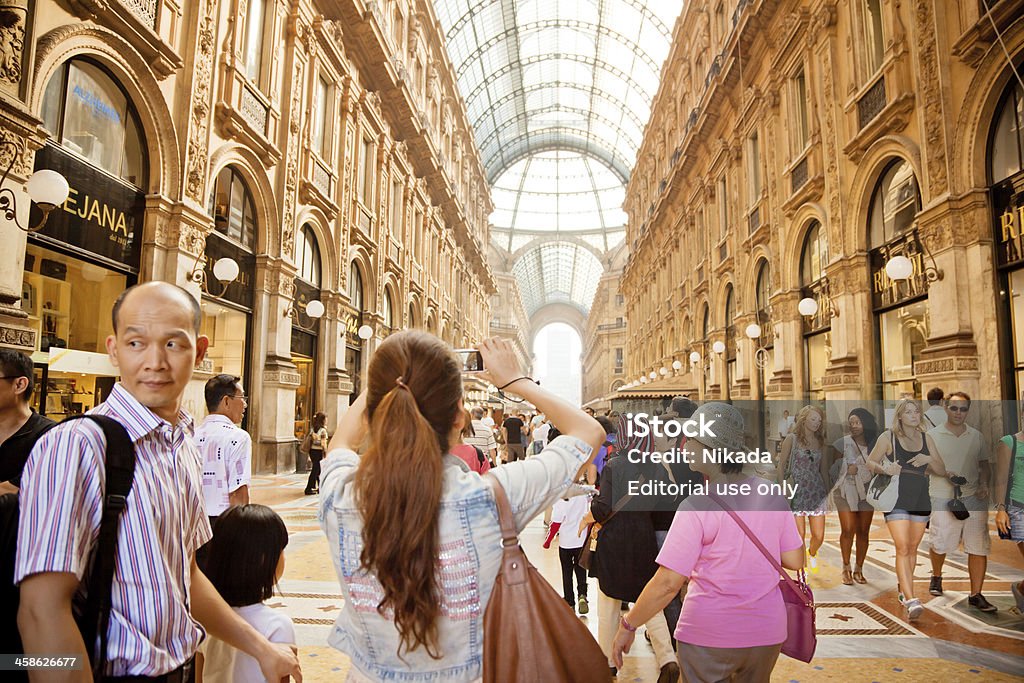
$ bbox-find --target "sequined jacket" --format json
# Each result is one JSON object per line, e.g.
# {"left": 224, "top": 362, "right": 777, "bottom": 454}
{"left": 319, "top": 435, "right": 593, "bottom": 682}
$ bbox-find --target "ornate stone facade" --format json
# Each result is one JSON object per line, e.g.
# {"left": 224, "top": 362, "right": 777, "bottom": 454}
{"left": 622, "top": 0, "right": 1023, "bottom": 409}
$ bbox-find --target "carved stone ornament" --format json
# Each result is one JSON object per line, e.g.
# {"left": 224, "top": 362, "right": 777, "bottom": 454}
{"left": 0, "top": 1, "right": 26, "bottom": 88}
{"left": 178, "top": 223, "right": 207, "bottom": 255}
{"left": 912, "top": 0, "right": 949, "bottom": 195}
{"left": 0, "top": 325, "right": 34, "bottom": 349}
{"left": 186, "top": 1, "right": 218, "bottom": 204}
{"left": 0, "top": 128, "right": 28, "bottom": 176}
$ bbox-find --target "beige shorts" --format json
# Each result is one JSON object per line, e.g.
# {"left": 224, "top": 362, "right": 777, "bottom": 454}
{"left": 929, "top": 497, "right": 991, "bottom": 556}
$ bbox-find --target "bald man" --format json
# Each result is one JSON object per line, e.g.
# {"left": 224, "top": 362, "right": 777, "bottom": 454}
{"left": 16, "top": 282, "right": 301, "bottom": 682}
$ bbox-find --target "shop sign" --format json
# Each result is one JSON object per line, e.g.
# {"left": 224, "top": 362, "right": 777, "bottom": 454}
{"left": 343, "top": 311, "right": 361, "bottom": 344}
{"left": 30, "top": 144, "right": 143, "bottom": 269}
{"left": 992, "top": 175, "right": 1024, "bottom": 268}
{"left": 871, "top": 234, "right": 928, "bottom": 310}
{"left": 203, "top": 233, "right": 254, "bottom": 310}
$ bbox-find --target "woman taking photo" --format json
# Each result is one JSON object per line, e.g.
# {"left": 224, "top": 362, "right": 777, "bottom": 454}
{"left": 866, "top": 399, "right": 947, "bottom": 621}
{"left": 611, "top": 402, "right": 804, "bottom": 682}
{"left": 829, "top": 408, "right": 879, "bottom": 585}
{"left": 319, "top": 331, "right": 604, "bottom": 681}
{"left": 777, "top": 405, "right": 829, "bottom": 572}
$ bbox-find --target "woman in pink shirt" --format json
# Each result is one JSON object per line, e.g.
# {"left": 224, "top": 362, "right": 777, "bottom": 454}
{"left": 611, "top": 402, "right": 805, "bottom": 682}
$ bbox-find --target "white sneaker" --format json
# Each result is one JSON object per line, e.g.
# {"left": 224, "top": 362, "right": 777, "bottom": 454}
{"left": 807, "top": 552, "right": 819, "bottom": 574}
{"left": 905, "top": 598, "right": 924, "bottom": 621}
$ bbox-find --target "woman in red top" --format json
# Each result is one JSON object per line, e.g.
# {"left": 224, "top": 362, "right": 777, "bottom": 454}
{"left": 450, "top": 408, "right": 492, "bottom": 474}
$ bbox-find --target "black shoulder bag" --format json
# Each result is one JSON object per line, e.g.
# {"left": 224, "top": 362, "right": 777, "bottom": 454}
{"left": 65, "top": 415, "right": 138, "bottom": 680}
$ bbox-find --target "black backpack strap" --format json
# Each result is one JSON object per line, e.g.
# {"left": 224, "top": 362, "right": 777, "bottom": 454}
{"left": 62, "top": 414, "right": 136, "bottom": 680}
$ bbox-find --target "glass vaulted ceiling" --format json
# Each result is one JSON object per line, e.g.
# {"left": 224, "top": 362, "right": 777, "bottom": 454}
{"left": 434, "top": 0, "right": 681, "bottom": 314}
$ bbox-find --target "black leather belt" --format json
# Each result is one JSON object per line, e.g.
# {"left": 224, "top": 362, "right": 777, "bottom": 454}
{"left": 104, "top": 657, "right": 194, "bottom": 683}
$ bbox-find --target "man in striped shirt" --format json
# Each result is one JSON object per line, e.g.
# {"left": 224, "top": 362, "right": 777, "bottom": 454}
{"left": 16, "top": 282, "right": 301, "bottom": 682}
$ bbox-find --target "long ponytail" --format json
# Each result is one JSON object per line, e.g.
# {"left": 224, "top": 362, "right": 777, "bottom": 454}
{"left": 352, "top": 330, "right": 462, "bottom": 659}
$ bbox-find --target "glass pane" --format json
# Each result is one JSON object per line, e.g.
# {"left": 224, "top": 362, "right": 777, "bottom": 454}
{"left": 23, "top": 243, "right": 126, "bottom": 356}
{"left": 210, "top": 167, "right": 256, "bottom": 250}
{"left": 245, "top": 0, "right": 266, "bottom": 82}
{"left": 312, "top": 77, "right": 328, "bottom": 157}
{"left": 870, "top": 160, "right": 920, "bottom": 247}
{"left": 200, "top": 299, "right": 249, "bottom": 379}
{"left": 1010, "top": 268, "right": 1024, "bottom": 383}
{"left": 805, "top": 331, "right": 830, "bottom": 401}
{"left": 878, "top": 300, "right": 929, "bottom": 392}
{"left": 349, "top": 263, "right": 363, "bottom": 310}
{"left": 60, "top": 61, "right": 129, "bottom": 182}
{"left": 990, "top": 83, "right": 1023, "bottom": 184}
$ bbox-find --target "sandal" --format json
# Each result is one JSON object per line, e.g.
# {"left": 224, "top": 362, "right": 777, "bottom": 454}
{"left": 842, "top": 567, "right": 854, "bottom": 585}
{"left": 853, "top": 568, "right": 867, "bottom": 584}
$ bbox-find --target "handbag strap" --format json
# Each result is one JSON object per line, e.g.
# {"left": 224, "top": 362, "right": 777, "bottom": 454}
{"left": 483, "top": 474, "right": 531, "bottom": 587}
{"left": 603, "top": 474, "right": 645, "bottom": 526}
{"left": 708, "top": 491, "right": 812, "bottom": 607}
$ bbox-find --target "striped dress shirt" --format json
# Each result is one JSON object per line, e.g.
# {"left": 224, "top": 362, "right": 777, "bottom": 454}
{"left": 16, "top": 383, "right": 212, "bottom": 676}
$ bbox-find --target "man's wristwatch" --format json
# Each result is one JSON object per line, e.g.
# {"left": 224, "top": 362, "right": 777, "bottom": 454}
{"left": 620, "top": 615, "right": 637, "bottom": 632}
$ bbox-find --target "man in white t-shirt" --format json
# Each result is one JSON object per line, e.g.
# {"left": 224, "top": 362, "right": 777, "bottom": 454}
{"left": 924, "top": 387, "right": 947, "bottom": 429}
{"left": 195, "top": 375, "right": 252, "bottom": 532}
{"left": 481, "top": 407, "right": 496, "bottom": 429}
{"left": 926, "top": 391, "right": 994, "bottom": 612}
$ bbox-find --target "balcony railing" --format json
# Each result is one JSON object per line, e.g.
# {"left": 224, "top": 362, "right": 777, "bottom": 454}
{"left": 857, "top": 76, "right": 886, "bottom": 130}
{"left": 597, "top": 321, "right": 626, "bottom": 331}
{"left": 791, "top": 157, "right": 809, "bottom": 193}
{"left": 121, "top": 0, "right": 157, "bottom": 29}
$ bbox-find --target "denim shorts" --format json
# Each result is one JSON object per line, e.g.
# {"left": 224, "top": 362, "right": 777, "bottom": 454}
{"left": 884, "top": 509, "right": 930, "bottom": 524}
{"left": 1006, "top": 501, "right": 1024, "bottom": 542}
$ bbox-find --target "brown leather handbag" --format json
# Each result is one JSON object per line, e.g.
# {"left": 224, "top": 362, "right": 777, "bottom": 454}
{"left": 482, "top": 475, "right": 611, "bottom": 683}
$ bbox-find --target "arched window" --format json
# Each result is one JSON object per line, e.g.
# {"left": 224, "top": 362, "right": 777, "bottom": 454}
{"left": 800, "top": 221, "right": 828, "bottom": 286}
{"left": 990, "top": 79, "right": 1024, "bottom": 185}
{"left": 40, "top": 58, "right": 146, "bottom": 187}
{"left": 209, "top": 166, "right": 257, "bottom": 250}
{"left": 869, "top": 159, "right": 920, "bottom": 248}
{"left": 383, "top": 289, "right": 394, "bottom": 331}
{"left": 755, "top": 261, "right": 771, "bottom": 312}
{"left": 295, "top": 224, "right": 321, "bottom": 287}
{"left": 349, "top": 262, "right": 363, "bottom": 312}
{"left": 724, "top": 285, "right": 734, "bottom": 329}
{"left": 701, "top": 304, "right": 710, "bottom": 340}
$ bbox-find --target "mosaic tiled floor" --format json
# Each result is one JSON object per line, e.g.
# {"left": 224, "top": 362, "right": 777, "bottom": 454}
{"left": 251, "top": 472, "right": 1024, "bottom": 681}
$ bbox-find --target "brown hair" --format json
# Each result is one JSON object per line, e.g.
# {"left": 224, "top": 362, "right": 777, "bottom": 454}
{"left": 352, "top": 330, "right": 462, "bottom": 659}
{"left": 460, "top": 408, "right": 474, "bottom": 439}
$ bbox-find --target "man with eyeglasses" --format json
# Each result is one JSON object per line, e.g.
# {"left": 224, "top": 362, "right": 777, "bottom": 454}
{"left": 0, "top": 349, "right": 55, "bottom": 495}
{"left": 926, "top": 391, "right": 995, "bottom": 612}
{"left": 195, "top": 374, "right": 252, "bottom": 538}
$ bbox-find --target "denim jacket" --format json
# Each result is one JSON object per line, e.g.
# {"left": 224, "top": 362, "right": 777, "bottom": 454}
{"left": 319, "top": 435, "right": 593, "bottom": 682}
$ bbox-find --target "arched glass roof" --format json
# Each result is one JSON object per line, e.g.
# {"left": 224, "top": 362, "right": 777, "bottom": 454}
{"left": 512, "top": 241, "right": 605, "bottom": 316}
{"left": 490, "top": 151, "right": 628, "bottom": 253}
{"left": 433, "top": 0, "right": 681, "bottom": 313}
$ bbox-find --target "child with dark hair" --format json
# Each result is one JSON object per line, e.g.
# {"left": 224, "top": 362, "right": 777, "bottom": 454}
{"left": 198, "top": 505, "right": 295, "bottom": 683}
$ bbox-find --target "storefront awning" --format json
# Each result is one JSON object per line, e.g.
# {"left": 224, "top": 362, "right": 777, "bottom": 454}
{"left": 43, "top": 348, "right": 119, "bottom": 376}
{"left": 614, "top": 373, "right": 698, "bottom": 399}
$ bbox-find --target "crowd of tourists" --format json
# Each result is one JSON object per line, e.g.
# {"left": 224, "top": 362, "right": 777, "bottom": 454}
{"left": 0, "top": 282, "right": 1022, "bottom": 682}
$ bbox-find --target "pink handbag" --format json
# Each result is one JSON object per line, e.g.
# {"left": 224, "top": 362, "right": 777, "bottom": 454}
{"left": 711, "top": 494, "right": 817, "bottom": 662}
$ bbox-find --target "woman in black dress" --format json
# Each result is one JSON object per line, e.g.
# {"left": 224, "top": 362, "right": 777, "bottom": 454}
{"left": 867, "top": 399, "right": 947, "bottom": 621}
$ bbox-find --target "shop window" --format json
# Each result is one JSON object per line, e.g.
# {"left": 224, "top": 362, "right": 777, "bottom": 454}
{"left": 989, "top": 80, "right": 1024, "bottom": 185}
{"left": 312, "top": 75, "right": 329, "bottom": 158}
{"left": 805, "top": 331, "right": 830, "bottom": 401}
{"left": 40, "top": 59, "right": 147, "bottom": 188}
{"left": 878, "top": 301, "right": 929, "bottom": 400}
{"left": 295, "top": 224, "right": 321, "bottom": 288}
{"left": 800, "top": 221, "right": 828, "bottom": 286}
{"left": 209, "top": 166, "right": 257, "bottom": 250}
{"left": 1007, "top": 269, "right": 1024, "bottom": 396}
{"left": 200, "top": 299, "right": 248, "bottom": 379}
{"left": 244, "top": 0, "right": 267, "bottom": 84}
{"left": 23, "top": 244, "right": 128, "bottom": 417}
